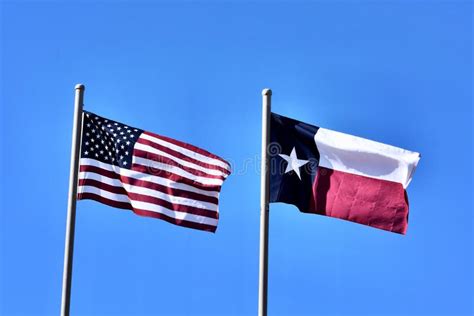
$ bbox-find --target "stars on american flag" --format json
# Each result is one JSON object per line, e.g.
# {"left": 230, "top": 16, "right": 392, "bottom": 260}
{"left": 81, "top": 111, "right": 143, "bottom": 168}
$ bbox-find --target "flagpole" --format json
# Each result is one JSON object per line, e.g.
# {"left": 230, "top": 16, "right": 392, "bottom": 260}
{"left": 61, "top": 84, "right": 85, "bottom": 316}
{"left": 258, "top": 88, "right": 272, "bottom": 316}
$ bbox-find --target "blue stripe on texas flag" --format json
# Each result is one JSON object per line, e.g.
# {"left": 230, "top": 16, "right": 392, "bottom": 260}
{"left": 269, "top": 113, "right": 320, "bottom": 212}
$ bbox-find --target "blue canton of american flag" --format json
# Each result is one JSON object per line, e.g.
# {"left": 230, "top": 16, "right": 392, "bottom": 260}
{"left": 78, "top": 111, "right": 231, "bottom": 232}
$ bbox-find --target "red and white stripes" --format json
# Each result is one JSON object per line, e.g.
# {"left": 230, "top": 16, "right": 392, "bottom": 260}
{"left": 311, "top": 127, "right": 420, "bottom": 234}
{"left": 78, "top": 131, "right": 231, "bottom": 232}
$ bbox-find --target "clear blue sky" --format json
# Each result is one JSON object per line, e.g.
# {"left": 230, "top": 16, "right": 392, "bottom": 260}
{"left": 1, "top": 1, "right": 472, "bottom": 315}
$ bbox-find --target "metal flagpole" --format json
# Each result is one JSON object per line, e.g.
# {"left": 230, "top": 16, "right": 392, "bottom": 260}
{"left": 61, "top": 84, "right": 85, "bottom": 316}
{"left": 258, "top": 88, "right": 272, "bottom": 316}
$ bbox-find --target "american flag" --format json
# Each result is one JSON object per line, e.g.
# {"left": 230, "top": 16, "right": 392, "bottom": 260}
{"left": 77, "top": 111, "right": 231, "bottom": 232}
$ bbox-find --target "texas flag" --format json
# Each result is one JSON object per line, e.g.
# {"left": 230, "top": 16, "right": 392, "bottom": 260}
{"left": 269, "top": 113, "right": 420, "bottom": 234}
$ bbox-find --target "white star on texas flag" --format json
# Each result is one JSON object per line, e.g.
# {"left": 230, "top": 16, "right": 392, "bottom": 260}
{"left": 278, "top": 147, "right": 309, "bottom": 180}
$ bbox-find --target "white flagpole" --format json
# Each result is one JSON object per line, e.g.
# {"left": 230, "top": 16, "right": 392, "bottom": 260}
{"left": 61, "top": 84, "right": 85, "bottom": 316}
{"left": 258, "top": 88, "right": 272, "bottom": 316}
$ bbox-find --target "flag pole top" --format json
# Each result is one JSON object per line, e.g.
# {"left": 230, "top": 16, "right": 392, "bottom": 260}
{"left": 75, "top": 84, "right": 85, "bottom": 91}
{"left": 262, "top": 88, "right": 272, "bottom": 96}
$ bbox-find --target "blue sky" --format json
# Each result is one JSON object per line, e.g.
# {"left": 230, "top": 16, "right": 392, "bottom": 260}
{"left": 0, "top": 1, "right": 472, "bottom": 315}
